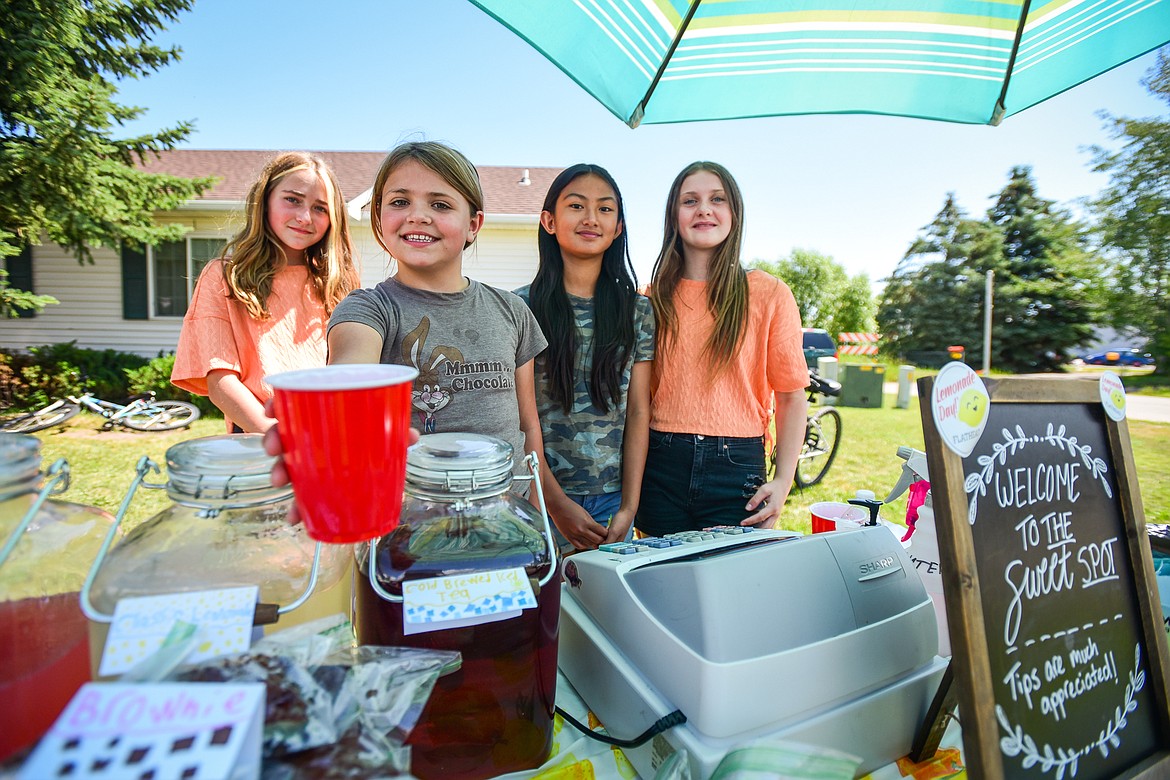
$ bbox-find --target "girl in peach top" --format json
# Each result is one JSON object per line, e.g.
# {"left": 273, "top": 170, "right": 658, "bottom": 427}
{"left": 637, "top": 161, "right": 808, "bottom": 536}
{"left": 172, "top": 152, "right": 360, "bottom": 432}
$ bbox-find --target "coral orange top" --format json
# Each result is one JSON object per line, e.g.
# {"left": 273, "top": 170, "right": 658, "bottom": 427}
{"left": 650, "top": 270, "right": 806, "bottom": 437}
{"left": 171, "top": 260, "right": 328, "bottom": 429}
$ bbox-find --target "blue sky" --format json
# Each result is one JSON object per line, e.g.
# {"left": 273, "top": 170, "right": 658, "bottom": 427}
{"left": 113, "top": 0, "right": 1167, "bottom": 287}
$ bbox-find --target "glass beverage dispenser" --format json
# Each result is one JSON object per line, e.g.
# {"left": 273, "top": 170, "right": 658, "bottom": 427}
{"left": 0, "top": 433, "right": 114, "bottom": 762}
{"left": 82, "top": 434, "right": 350, "bottom": 672}
{"left": 354, "top": 432, "right": 560, "bottom": 780}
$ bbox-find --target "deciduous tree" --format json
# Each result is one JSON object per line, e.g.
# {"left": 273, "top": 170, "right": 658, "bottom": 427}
{"left": 750, "top": 249, "right": 875, "bottom": 336}
{"left": 1088, "top": 50, "right": 1170, "bottom": 365}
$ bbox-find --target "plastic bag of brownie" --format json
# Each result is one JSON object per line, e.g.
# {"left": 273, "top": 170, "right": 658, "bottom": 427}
{"left": 163, "top": 615, "right": 461, "bottom": 778}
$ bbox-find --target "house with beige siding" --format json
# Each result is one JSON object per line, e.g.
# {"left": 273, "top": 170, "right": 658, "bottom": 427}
{"left": 1, "top": 150, "right": 562, "bottom": 357}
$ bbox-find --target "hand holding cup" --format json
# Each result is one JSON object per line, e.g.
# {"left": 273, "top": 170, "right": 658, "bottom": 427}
{"left": 264, "top": 364, "right": 420, "bottom": 543}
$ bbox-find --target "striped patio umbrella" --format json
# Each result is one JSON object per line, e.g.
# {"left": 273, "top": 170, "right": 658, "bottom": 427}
{"left": 467, "top": 0, "right": 1170, "bottom": 127}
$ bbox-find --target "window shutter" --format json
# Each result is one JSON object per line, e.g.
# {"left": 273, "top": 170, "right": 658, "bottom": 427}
{"left": 5, "top": 245, "right": 35, "bottom": 319}
{"left": 121, "top": 243, "right": 148, "bottom": 320}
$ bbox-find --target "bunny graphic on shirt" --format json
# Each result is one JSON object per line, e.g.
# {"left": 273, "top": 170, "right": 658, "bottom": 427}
{"left": 402, "top": 317, "right": 463, "bottom": 433}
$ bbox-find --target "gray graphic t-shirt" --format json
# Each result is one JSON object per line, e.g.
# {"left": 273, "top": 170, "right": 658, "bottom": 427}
{"left": 515, "top": 287, "right": 655, "bottom": 495}
{"left": 330, "top": 277, "right": 547, "bottom": 463}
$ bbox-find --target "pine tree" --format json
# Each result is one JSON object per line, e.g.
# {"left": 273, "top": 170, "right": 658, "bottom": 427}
{"left": 877, "top": 195, "right": 1001, "bottom": 366}
{"left": 0, "top": 0, "right": 213, "bottom": 314}
{"left": 879, "top": 173, "right": 1100, "bottom": 373}
{"left": 986, "top": 167, "right": 1098, "bottom": 372}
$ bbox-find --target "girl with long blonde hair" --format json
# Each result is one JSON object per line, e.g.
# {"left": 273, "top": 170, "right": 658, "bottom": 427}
{"left": 637, "top": 161, "right": 808, "bottom": 536}
{"left": 173, "top": 151, "right": 360, "bottom": 432}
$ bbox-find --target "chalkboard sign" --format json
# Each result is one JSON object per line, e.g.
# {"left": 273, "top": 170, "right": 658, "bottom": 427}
{"left": 919, "top": 376, "right": 1170, "bottom": 780}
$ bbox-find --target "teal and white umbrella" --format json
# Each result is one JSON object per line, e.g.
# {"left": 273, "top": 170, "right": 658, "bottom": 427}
{"left": 468, "top": 0, "right": 1170, "bottom": 127}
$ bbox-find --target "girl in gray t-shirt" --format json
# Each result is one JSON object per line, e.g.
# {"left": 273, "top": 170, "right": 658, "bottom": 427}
{"left": 326, "top": 141, "right": 548, "bottom": 473}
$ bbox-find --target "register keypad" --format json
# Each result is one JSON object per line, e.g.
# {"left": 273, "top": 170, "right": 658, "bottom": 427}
{"left": 599, "top": 526, "right": 755, "bottom": 555}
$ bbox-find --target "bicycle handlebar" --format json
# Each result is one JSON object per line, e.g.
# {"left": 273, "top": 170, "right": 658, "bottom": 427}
{"left": 807, "top": 369, "right": 842, "bottom": 397}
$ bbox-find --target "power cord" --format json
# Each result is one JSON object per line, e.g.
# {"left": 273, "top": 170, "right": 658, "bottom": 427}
{"left": 555, "top": 706, "right": 687, "bottom": 748}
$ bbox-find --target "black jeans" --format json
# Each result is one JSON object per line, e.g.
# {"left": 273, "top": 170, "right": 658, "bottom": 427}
{"left": 635, "top": 429, "right": 766, "bottom": 537}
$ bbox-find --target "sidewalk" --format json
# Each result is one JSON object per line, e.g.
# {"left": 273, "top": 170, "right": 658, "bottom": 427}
{"left": 883, "top": 379, "right": 1170, "bottom": 423}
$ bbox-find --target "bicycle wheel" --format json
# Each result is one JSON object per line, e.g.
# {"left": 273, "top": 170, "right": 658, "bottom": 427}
{"left": 120, "top": 400, "right": 201, "bottom": 431}
{"left": 0, "top": 401, "right": 81, "bottom": 433}
{"left": 794, "top": 407, "right": 842, "bottom": 489}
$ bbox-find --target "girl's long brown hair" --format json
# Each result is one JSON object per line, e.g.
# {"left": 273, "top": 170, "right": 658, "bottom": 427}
{"left": 220, "top": 152, "right": 359, "bottom": 319}
{"left": 649, "top": 161, "right": 749, "bottom": 374}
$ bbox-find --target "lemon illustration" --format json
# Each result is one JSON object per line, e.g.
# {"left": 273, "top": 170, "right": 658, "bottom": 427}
{"left": 958, "top": 388, "right": 988, "bottom": 428}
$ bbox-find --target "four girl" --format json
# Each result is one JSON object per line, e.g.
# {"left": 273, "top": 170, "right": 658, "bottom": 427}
{"left": 254, "top": 145, "right": 807, "bottom": 540}
{"left": 516, "top": 164, "right": 655, "bottom": 551}
{"left": 173, "top": 152, "right": 359, "bottom": 432}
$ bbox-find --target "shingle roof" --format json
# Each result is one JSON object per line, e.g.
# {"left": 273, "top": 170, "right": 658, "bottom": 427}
{"left": 136, "top": 149, "right": 561, "bottom": 216}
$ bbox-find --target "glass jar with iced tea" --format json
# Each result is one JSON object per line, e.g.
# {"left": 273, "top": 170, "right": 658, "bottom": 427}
{"left": 83, "top": 434, "right": 351, "bottom": 673}
{"left": 354, "top": 432, "right": 560, "bottom": 780}
{"left": 0, "top": 433, "right": 114, "bottom": 762}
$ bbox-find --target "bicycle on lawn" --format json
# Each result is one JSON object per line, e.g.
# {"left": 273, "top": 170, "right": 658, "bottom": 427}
{"left": 0, "top": 392, "right": 200, "bottom": 434}
{"left": 769, "top": 368, "right": 843, "bottom": 488}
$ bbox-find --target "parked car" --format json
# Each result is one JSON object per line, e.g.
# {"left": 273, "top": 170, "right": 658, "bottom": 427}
{"left": 1081, "top": 348, "right": 1155, "bottom": 367}
{"left": 802, "top": 328, "right": 838, "bottom": 369}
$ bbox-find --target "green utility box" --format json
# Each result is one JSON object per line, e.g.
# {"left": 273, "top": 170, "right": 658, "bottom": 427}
{"left": 839, "top": 363, "right": 885, "bottom": 408}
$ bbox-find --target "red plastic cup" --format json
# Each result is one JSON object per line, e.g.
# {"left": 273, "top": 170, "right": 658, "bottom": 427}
{"left": 268, "top": 364, "right": 418, "bottom": 543}
{"left": 809, "top": 501, "right": 867, "bottom": 534}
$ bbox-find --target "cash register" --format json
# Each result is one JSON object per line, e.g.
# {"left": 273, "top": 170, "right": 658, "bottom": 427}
{"left": 558, "top": 525, "right": 949, "bottom": 778}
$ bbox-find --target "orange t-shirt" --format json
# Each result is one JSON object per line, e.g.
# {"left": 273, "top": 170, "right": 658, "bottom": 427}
{"left": 171, "top": 260, "right": 328, "bottom": 429}
{"left": 650, "top": 270, "right": 806, "bottom": 437}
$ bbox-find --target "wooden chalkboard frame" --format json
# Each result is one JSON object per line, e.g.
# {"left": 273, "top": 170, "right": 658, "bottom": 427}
{"left": 918, "top": 376, "right": 1170, "bottom": 780}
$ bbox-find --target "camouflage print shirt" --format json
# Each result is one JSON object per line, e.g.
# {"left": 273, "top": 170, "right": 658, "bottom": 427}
{"left": 515, "top": 287, "right": 656, "bottom": 495}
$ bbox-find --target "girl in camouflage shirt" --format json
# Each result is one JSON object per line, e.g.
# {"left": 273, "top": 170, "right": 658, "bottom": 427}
{"left": 516, "top": 164, "right": 656, "bottom": 552}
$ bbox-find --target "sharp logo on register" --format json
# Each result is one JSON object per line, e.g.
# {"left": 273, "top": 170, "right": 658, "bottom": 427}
{"left": 858, "top": 556, "right": 897, "bottom": 576}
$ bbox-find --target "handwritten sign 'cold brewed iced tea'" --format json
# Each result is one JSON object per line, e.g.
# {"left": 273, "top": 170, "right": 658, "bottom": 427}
{"left": 919, "top": 376, "right": 1170, "bottom": 780}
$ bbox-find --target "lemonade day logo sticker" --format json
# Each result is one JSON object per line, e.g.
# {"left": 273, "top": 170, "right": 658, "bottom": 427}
{"left": 932, "top": 361, "right": 990, "bottom": 458}
{"left": 1099, "top": 371, "right": 1126, "bottom": 422}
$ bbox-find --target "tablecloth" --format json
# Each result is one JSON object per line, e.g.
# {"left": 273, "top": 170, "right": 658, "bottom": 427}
{"left": 496, "top": 673, "right": 968, "bottom": 780}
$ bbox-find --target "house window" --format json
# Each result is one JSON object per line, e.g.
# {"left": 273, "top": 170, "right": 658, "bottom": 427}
{"left": 152, "top": 237, "right": 224, "bottom": 317}
{"left": 5, "top": 245, "right": 35, "bottom": 319}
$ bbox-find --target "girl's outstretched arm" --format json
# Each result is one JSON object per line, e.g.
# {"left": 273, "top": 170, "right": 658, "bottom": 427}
{"left": 516, "top": 359, "right": 607, "bottom": 550}
{"left": 327, "top": 322, "right": 385, "bottom": 364}
{"left": 743, "top": 388, "right": 808, "bottom": 528}
{"left": 206, "top": 369, "right": 272, "bottom": 433}
{"left": 606, "top": 360, "right": 651, "bottom": 543}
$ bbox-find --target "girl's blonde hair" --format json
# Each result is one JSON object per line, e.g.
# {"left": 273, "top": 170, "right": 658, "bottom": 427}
{"left": 370, "top": 141, "right": 484, "bottom": 255}
{"left": 220, "top": 152, "right": 359, "bottom": 319}
{"left": 649, "top": 161, "right": 749, "bottom": 374}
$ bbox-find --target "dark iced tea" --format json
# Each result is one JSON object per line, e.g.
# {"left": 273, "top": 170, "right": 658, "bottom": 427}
{"left": 354, "top": 522, "right": 559, "bottom": 780}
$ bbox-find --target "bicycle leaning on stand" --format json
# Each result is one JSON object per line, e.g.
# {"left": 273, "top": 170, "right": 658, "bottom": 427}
{"left": 768, "top": 368, "right": 843, "bottom": 488}
{"left": 0, "top": 391, "right": 201, "bottom": 434}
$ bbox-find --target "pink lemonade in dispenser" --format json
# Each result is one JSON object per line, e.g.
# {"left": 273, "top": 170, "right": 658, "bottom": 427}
{"left": 353, "top": 433, "right": 560, "bottom": 780}
{"left": 0, "top": 593, "right": 92, "bottom": 760}
{"left": 0, "top": 434, "right": 113, "bottom": 762}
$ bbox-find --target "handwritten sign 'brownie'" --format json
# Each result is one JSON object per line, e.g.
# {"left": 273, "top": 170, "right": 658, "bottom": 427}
{"left": 919, "top": 374, "right": 1170, "bottom": 780}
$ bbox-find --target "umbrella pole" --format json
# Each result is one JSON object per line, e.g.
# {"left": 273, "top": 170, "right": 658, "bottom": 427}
{"left": 991, "top": 0, "right": 1034, "bottom": 125}
{"left": 630, "top": 0, "right": 704, "bottom": 128}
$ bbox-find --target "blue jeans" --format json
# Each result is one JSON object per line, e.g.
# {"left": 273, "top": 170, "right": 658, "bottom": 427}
{"left": 636, "top": 430, "right": 766, "bottom": 536}
{"left": 551, "top": 491, "right": 629, "bottom": 553}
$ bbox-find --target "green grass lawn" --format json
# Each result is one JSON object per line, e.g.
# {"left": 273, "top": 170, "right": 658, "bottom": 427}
{"left": 776, "top": 395, "right": 1170, "bottom": 533}
{"left": 16, "top": 395, "right": 1169, "bottom": 533}
{"left": 25, "top": 412, "right": 228, "bottom": 526}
